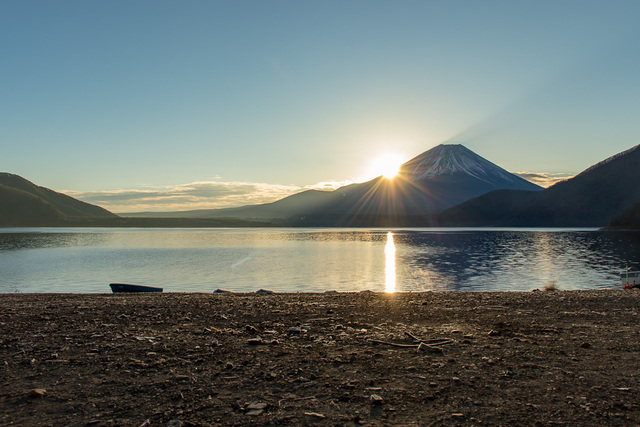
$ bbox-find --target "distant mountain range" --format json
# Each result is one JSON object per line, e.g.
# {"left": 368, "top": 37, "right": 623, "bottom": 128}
{"left": 0, "top": 173, "right": 270, "bottom": 227}
{"left": 125, "top": 144, "right": 542, "bottom": 226}
{"left": 3, "top": 143, "right": 640, "bottom": 228}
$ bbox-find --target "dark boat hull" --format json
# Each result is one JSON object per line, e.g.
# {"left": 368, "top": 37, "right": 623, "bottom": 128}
{"left": 109, "top": 283, "right": 163, "bottom": 293}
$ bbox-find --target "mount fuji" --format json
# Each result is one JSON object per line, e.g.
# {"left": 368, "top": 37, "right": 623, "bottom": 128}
{"left": 178, "top": 144, "right": 542, "bottom": 226}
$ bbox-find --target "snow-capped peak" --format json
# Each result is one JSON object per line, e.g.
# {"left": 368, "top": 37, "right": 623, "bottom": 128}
{"left": 400, "top": 144, "right": 522, "bottom": 185}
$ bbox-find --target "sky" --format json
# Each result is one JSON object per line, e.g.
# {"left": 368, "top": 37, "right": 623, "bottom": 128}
{"left": 2, "top": 0, "right": 640, "bottom": 212}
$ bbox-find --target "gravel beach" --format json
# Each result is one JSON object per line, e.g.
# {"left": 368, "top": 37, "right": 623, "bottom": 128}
{"left": 1, "top": 290, "right": 639, "bottom": 426}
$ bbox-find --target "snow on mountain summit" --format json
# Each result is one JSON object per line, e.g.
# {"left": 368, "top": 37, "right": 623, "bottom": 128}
{"left": 401, "top": 144, "right": 524, "bottom": 185}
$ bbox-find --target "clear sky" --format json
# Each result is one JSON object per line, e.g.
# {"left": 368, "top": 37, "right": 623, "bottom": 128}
{"left": 2, "top": 1, "right": 640, "bottom": 212}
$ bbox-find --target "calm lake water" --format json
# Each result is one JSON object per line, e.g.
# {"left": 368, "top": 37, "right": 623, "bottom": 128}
{"left": 0, "top": 228, "right": 638, "bottom": 293}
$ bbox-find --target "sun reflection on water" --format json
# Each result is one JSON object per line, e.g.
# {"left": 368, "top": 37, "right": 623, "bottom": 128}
{"left": 385, "top": 232, "right": 396, "bottom": 293}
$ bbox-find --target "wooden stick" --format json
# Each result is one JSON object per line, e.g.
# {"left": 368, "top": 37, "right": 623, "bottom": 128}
{"left": 404, "top": 331, "right": 420, "bottom": 341}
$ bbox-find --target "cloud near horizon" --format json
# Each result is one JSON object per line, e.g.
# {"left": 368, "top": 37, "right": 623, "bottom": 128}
{"left": 514, "top": 172, "right": 574, "bottom": 188}
{"left": 66, "top": 173, "right": 566, "bottom": 213}
{"left": 65, "top": 181, "right": 304, "bottom": 213}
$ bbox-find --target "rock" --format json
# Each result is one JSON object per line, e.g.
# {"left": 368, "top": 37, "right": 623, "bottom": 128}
{"left": 488, "top": 329, "right": 501, "bottom": 336}
{"left": 288, "top": 326, "right": 309, "bottom": 334}
{"left": 247, "top": 338, "right": 264, "bottom": 345}
{"left": 417, "top": 343, "right": 444, "bottom": 354}
{"left": 213, "top": 288, "right": 235, "bottom": 293}
{"left": 305, "top": 412, "right": 326, "bottom": 419}
{"left": 30, "top": 388, "right": 46, "bottom": 398}
{"left": 245, "top": 401, "right": 268, "bottom": 416}
{"left": 245, "top": 325, "right": 259, "bottom": 334}
{"left": 580, "top": 342, "right": 592, "bottom": 349}
{"left": 247, "top": 402, "right": 268, "bottom": 410}
{"left": 370, "top": 394, "right": 384, "bottom": 404}
{"left": 256, "top": 289, "right": 275, "bottom": 294}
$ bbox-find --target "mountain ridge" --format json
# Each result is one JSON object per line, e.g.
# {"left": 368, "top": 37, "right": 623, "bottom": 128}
{"left": 440, "top": 144, "right": 640, "bottom": 227}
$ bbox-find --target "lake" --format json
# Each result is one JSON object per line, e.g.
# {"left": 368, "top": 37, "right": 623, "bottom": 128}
{"left": 0, "top": 228, "right": 638, "bottom": 293}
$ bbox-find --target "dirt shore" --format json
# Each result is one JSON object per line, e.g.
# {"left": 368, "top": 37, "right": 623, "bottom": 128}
{"left": 1, "top": 290, "right": 639, "bottom": 426}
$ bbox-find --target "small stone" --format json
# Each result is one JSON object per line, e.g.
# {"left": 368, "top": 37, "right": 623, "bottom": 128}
{"left": 256, "top": 288, "right": 275, "bottom": 294}
{"left": 30, "top": 389, "right": 46, "bottom": 397}
{"left": 417, "top": 343, "right": 444, "bottom": 354}
{"left": 246, "top": 409, "right": 264, "bottom": 416}
{"left": 247, "top": 338, "right": 265, "bottom": 345}
{"left": 247, "top": 402, "right": 268, "bottom": 411}
{"left": 488, "top": 329, "right": 501, "bottom": 336}
{"left": 370, "top": 394, "right": 384, "bottom": 404}
{"left": 245, "top": 325, "right": 259, "bottom": 333}
{"left": 305, "top": 412, "right": 326, "bottom": 419}
{"left": 213, "top": 288, "right": 235, "bottom": 293}
{"left": 580, "top": 342, "right": 591, "bottom": 349}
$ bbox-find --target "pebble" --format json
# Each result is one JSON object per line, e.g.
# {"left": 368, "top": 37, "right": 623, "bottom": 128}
{"left": 417, "top": 343, "right": 444, "bottom": 354}
{"left": 370, "top": 394, "right": 384, "bottom": 404}
{"left": 30, "top": 389, "right": 46, "bottom": 397}
{"left": 580, "top": 342, "right": 592, "bottom": 348}
{"left": 247, "top": 402, "right": 268, "bottom": 411}
{"left": 247, "top": 338, "right": 265, "bottom": 345}
{"left": 305, "top": 412, "right": 326, "bottom": 419}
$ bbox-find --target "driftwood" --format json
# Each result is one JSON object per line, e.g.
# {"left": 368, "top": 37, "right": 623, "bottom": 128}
{"left": 366, "top": 337, "right": 454, "bottom": 348}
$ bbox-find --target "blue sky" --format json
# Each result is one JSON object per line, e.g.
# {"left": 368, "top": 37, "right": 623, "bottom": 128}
{"left": 2, "top": 1, "right": 640, "bottom": 212}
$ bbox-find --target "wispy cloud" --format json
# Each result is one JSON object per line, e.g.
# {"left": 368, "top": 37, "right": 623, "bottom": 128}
{"left": 65, "top": 181, "right": 305, "bottom": 213}
{"left": 304, "top": 180, "right": 356, "bottom": 191}
{"left": 65, "top": 173, "right": 570, "bottom": 213}
{"left": 514, "top": 172, "right": 574, "bottom": 188}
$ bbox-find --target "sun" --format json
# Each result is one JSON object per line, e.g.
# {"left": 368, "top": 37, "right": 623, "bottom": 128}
{"left": 370, "top": 153, "right": 404, "bottom": 179}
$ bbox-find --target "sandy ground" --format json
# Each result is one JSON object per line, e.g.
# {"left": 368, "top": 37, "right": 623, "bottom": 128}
{"left": 1, "top": 290, "right": 640, "bottom": 426}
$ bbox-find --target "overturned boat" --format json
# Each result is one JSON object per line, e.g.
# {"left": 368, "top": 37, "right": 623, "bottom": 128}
{"left": 109, "top": 283, "right": 163, "bottom": 293}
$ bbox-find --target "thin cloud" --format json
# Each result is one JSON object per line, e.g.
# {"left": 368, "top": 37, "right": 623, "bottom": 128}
{"left": 304, "top": 180, "right": 356, "bottom": 191}
{"left": 514, "top": 172, "right": 574, "bottom": 188}
{"left": 65, "top": 181, "right": 303, "bottom": 213}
